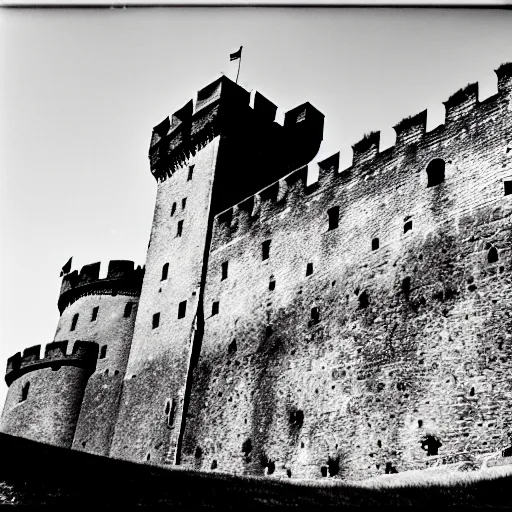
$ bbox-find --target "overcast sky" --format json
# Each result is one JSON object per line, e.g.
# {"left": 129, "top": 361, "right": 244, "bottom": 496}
{"left": 1, "top": 7, "right": 512, "bottom": 408}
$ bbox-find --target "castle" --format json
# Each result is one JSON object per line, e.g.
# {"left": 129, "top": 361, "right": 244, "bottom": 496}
{"left": 2, "top": 62, "right": 512, "bottom": 481}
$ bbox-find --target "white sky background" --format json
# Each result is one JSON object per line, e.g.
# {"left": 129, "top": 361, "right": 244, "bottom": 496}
{"left": 1, "top": 7, "right": 512, "bottom": 409}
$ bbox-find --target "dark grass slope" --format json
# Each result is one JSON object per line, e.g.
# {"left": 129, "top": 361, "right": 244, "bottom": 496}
{"left": 1, "top": 433, "right": 512, "bottom": 509}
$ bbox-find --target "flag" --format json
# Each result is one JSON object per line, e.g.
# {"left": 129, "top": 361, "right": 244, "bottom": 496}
{"left": 230, "top": 46, "right": 242, "bottom": 61}
{"left": 60, "top": 257, "right": 72, "bottom": 277}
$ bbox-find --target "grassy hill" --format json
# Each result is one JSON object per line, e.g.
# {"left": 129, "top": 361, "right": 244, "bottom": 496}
{"left": 1, "top": 432, "right": 512, "bottom": 508}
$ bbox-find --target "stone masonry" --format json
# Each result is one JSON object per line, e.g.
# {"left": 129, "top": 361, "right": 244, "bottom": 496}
{"left": 2, "top": 63, "right": 512, "bottom": 481}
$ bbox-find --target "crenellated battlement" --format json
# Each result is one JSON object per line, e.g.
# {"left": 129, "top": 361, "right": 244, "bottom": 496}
{"left": 58, "top": 260, "right": 144, "bottom": 314}
{"left": 317, "top": 152, "right": 341, "bottom": 183}
{"left": 5, "top": 341, "right": 99, "bottom": 386}
{"left": 213, "top": 163, "right": 319, "bottom": 246}
{"left": 352, "top": 131, "right": 381, "bottom": 166}
{"left": 443, "top": 82, "right": 479, "bottom": 123}
{"left": 349, "top": 62, "right": 510, "bottom": 166}
{"left": 211, "top": 62, "right": 512, "bottom": 249}
{"left": 393, "top": 110, "right": 427, "bottom": 147}
{"left": 148, "top": 75, "right": 324, "bottom": 183}
{"left": 496, "top": 62, "right": 512, "bottom": 88}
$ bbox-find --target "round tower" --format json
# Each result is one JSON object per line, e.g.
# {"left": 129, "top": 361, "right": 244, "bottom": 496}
{"left": 0, "top": 340, "right": 99, "bottom": 448}
{"left": 54, "top": 260, "right": 143, "bottom": 456}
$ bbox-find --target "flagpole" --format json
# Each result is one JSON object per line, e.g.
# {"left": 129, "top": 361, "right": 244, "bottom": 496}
{"left": 236, "top": 55, "right": 242, "bottom": 84}
{"left": 236, "top": 49, "right": 242, "bottom": 84}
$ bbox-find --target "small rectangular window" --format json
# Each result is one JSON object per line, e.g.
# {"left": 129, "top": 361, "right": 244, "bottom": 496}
{"left": 20, "top": 382, "right": 29, "bottom": 402}
{"left": 100, "top": 345, "right": 107, "bottom": 359}
{"left": 306, "top": 263, "right": 313, "bottom": 276}
{"left": 182, "top": 198, "right": 187, "bottom": 210}
{"left": 187, "top": 165, "right": 194, "bottom": 181}
{"left": 327, "top": 206, "right": 339, "bottom": 231}
{"left": 505, "top": 181, "right": 512, "bottom": 196}
{"left": 404, "top": 220, "right": 413, "bottom": 233}
{"left": 167, "top": 398, "right": 177, "bottom": 427}
{"left": 124, "top": 302, "right": 134, "bottom": 318}
{"left": 177, "top": 220, "right": 184, "bottom": 237}
{"left": 71, "top": 313, "right": 79, "bottom": 331}
{"left": 91, "top": 306, "right": 99, "bottom": 322}
{"left": 152, "top": 312, "right": 160, "bottom": 329}
{"left": 212, "top": 301, "right": 219, "bottom": 316}
{"left": 178, "top": 301, "right": 187, "bottom": 319}
{"left": 221, "top": 261, "right": 228, "bottom": 280}
{"left": 269, "top": 279, "right": 276, "bottom": 291}
{"left": 262, "top": 240, "right": 271, "bottom": 260}
{"left": 311, "top": 306, "right": 320, "bottom": 322}
{"left": 372, "top": 238, "right": 379, "bottom": 251}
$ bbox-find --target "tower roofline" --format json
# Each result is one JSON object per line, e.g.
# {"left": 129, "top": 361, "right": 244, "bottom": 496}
{"left": 58, "top": 260, "right": 144, "bottom": 315}
{"left": 5, "top": 341, "right": 99, "bottom": 387}
{"left": 148, "top": 74, "right": 324, "bottom": 184}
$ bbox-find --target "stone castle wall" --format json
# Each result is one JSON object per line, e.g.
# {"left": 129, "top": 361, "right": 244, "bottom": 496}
{"left": 3, "top": 65, "right": 512, "bottom": 483}
{"left": 181, "top": 67, "right": 512, "bottom": 480}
